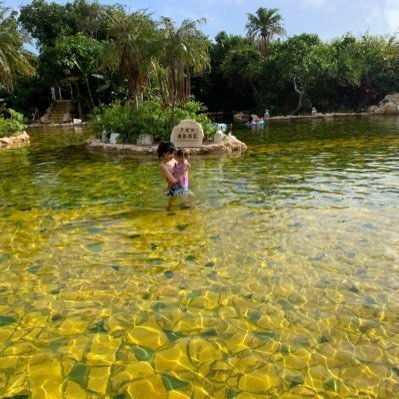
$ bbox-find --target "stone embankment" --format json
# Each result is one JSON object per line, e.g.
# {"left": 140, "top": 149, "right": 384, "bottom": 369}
{"left": 234, "top": 112, "right": 369, "bottom": 123}
{"left": 268, "top": 112, "right": 369, "bottom": 121}
{"left": 86, "top": 137, "right": 247, "bottom": 155}
{"left": 29, "top": 122, "right": 90, "bottom": 128}
{"left": 0, "top": 131, "right": 30, "bottom": 150}
{"left": 233, "top": 94, "right": 399, "bottom": 123}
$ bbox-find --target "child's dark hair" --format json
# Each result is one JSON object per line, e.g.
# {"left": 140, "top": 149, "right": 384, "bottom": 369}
{"left": 157, "top": 141, "right": 176, "bottom": 159}
{"left": 176, "top": 149, "right": 187, "bottom": 159}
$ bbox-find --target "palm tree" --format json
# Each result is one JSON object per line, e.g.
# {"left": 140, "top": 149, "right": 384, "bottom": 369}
{"left": 157, "top": 17, "right": 210, "bottom": 108}
{"left": 103, "top": 9, "right": 158, "bottom": 107}
{"left": 245, "top": 7, "right": 286, "bottom": 56}
{"left": 0, "top": 5, "right": 35, "bottom": 91}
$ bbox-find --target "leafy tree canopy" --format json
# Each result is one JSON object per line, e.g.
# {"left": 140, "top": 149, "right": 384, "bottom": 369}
{"left": 19, "top": 0, "right": 121, "bottom": 47}
{"left": 0, "top": 4, "right": 35, "bottom": 92}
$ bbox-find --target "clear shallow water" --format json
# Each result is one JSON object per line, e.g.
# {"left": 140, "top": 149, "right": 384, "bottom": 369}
{"left": 0, "top": 117, "right": 399, "bottom": 398}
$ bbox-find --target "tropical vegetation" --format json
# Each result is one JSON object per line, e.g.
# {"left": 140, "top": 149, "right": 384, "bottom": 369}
{"left": 245, "top": 7, "right": 286, "bottom": 56}
{"left": 1, "top": 0, "right": 399, "bottom": 141}
{"left": 0, "top": 109, "right": 25, "bottom": 137}
{"left": 91, "top": 99, "right": 216, "bottom": 143}
{"left": 0, "top": 4, "right": 35, "bottom": 92}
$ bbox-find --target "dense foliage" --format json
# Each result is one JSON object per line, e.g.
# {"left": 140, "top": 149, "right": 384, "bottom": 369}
{"left": 0, "top": 109, "right": 26, "bottom": 138}
{"left": 2, "top": 1, "right": 399, "bottom": 127}
{"left": 91, "top": 100, "right": 217, "bottom": 143}
{"left": 197, "top": 30, "right": 399, "bottom": 114}
{"left": 0, "top": 5, "right": 35, "bottom": 92}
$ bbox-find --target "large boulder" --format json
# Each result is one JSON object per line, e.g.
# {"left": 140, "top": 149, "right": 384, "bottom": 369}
{"left": 0, "top": 131, "right": 30, "bottom": 149}
{"left": 382, "top": 93, "right": 399, "bottom": 105}
{"left": 233, "top": 112, "right": 249, "bottom": 123}
{"left": 369, "top": 93, "right": 399, "bottom": 114}
{"left": 375, "top": 102, "right": 398, "bottom": 114}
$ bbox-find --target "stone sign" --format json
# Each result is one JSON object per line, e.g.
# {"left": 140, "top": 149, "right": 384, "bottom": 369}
{"left": 109, "top": 133, "right": 120, "bottom": 144}
{"left": 170, "top": 120, "right": 203, "bottom": 148}
{"left": 136, "top": 134, "right": 154, "bottom": 146}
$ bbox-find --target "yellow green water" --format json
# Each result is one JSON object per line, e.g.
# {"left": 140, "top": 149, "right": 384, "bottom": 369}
{"left": 1, "top": 118, "right": 399, "bottom": 398}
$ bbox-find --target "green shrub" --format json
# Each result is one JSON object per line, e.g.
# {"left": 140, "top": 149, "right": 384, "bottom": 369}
{"left": 0, "top": 109, "right": 26, "bottom": 138}
{"left": 91, "top": 100, "right": 217, "bottom": 143}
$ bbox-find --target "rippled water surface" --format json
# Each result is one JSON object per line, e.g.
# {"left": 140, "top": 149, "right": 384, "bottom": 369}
{"left": 1, "top": 117, "right": 399, "bottom": 398}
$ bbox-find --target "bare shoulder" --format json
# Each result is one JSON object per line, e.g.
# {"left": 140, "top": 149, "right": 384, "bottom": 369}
{"left": 160, "top": 163, "right": 169, "bottom": 176}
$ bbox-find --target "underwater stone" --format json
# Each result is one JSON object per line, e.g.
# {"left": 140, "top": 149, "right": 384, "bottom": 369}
{"left": 87, "top": 227, "right": 103, "bottom": 234}
{"left": 86, "top": 243, "right": 102, "bottom": 253}
{"left": 88, "top": 320, "right": 108, "bottom": 333}
{"left": 86, "top": 334, "right": 121, "bottom": 365}
{"left": 164, "top": 330, "right": 185, "bottom": 342}
{"left": 233, "top": 353, "right": 264, "bottom": 374}
{"left": 176, "top": 224, "right": 189, "bottom": 231}
{"left": 0, "top": 254, "right": 11, "bottom": 262}
{"left": 238, "top": 365, "right": 281, "bottom": 392}
{"left": 151, "top": 243, "right": 158, "bottom": 251}
{"left": 64, "top": 380, "right": 90, "bottom": 397}
{"left": 26, "top": 265, "right": 41, "bottom": 274}
{"left": 188, "top": 337, "right": 223, "bottom": 364}
{"left": 282, "top": 349, "right": 312, "bottom": 370}
{"left": 87, "top": 366, "right": 111, "bottom": 395}
{"left": 319, "top": 335, "right": 329, "bottom": 344}
{"left": 189, "top": 291, "right": 220, "bottom": 310}
{"left": 154, "top": 339, "right": 192, "bottom": 372}
{"left": 127, "top": 325, "right": 168, "bottom": 350}
{"left": 29, "top": 359, "right": 63, "bottom": 398}
{"left": 168, "top": 391, "right": 191, "bottom": 399}
{"left": 147, "top": 258, "right": 164, "bottom": 266}
{"left": 126, "top": 361, "right": 154, "bottom": 380}
{"left": 126, "top": 374, "right": 166, "bottom": 399}
{"left": 164, "top": 271, "right": 174, "bottom": 279}
{"left": 0, "top": 315, "right": 17, "bottom": 327}
{"left": 133, "top": 346, "right": 154, "bottom": 362}
{"left": 161, "top": 373, "right": 190, "bottom": 391}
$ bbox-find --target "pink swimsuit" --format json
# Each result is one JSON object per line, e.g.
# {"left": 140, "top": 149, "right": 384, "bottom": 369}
{"left": 174, "top": 161, "right": 189, "bottom": 188}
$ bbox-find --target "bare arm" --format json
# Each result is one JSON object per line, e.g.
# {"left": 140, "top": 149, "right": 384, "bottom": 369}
{"left": 160, "top": 163, "right": 178, "bottom": 184}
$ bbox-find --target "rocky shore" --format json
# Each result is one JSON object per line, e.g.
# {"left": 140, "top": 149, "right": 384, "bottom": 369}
{"left": 268, "top": 112, "right": 369, "bottom": 121}
{"left": 0, "top": 131, "right": 30, "bottom": 150}
{"left": 86, "top": 137, "right": 247, "bottom": 155}
{"left": 233, "top": 93, "right": 399, "bottom": 123}
{"left": 28, "top": 122, "right": 90, "bottom": 128}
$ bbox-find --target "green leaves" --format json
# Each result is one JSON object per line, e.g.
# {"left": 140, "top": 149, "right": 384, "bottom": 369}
{"left": 91, "top": 99, "right": 216, "bottom": 143}
{"left": 0, "top": 111, "right": 26, "bottom": 138}
{"left": 0, "top": 5, "right": 35, "bottom": 92}
{"left": 245, "top": 7, "right": 286, "bottom": 56}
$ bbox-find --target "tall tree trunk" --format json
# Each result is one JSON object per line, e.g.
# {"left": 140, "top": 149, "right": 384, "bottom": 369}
{"left": 186, "top": 72, "right": 191, "bottom": 103}
{"left": 158, "top": 70, "right": 167, "bottom": 106}
{"left": 170, "top": 67, "right": 176, "bottom": 110}
{"left": 250, "top": 81, "right": 261, "bottom": 104}
{"left": 84, "top": 75, "right": 95, "bottom": 111}
{"left": 74, "top": 82, "right": 83, "bottom": 119}
{"left": 292, "top": 78, "right": 305, "bottom": 115}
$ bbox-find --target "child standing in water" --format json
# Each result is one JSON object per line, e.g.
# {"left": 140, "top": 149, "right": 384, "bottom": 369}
{"left": 173, "top": 149, "right": 191, "bottom": 189}
{"left": 157, "top": 142, "right": 189, "bottom": 196}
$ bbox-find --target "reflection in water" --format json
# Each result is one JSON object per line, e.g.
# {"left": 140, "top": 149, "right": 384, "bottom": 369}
{"left": 0, "top": 119, "right": 399, "bottom": 398}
